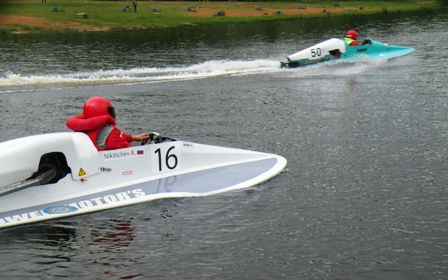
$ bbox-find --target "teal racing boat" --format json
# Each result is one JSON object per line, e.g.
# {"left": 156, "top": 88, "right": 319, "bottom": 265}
{"left": 281, "top": 38, "right": 415, "bottom": 68}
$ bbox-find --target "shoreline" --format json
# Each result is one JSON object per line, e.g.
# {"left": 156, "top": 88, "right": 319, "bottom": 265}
{"left": 0, "top": 1, "right": 444, "bottom": 33}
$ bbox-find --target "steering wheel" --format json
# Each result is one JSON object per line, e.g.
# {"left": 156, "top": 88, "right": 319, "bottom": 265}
{"left": 141, "top": 132, "right": 161, "bottom": 145}
{"left": 362, "top": 39, "right": 372, "bottom": 45}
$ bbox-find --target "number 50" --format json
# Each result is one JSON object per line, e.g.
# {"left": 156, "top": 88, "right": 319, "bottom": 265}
{"left": 311, "top": 48, "right": 322, "bottom": 57}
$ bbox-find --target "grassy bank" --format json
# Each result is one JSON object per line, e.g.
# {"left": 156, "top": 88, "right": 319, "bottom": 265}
{"left": 0, "top": 0, "right": 442, "bottom": 32}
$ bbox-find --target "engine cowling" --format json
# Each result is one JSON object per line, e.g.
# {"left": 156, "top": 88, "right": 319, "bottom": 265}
{"left": 286, "top": 38, "right": 346, "bottom": 65}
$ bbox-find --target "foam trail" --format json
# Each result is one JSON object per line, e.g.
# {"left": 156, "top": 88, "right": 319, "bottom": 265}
{"left": 283, "top": 57, "right": 389, "bottom": 78}
{"left": 0, "top": 60, "right": 281, "bottom": 87}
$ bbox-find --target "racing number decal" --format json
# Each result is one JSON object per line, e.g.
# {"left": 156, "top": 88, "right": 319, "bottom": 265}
{"left": 153, "top": 145, "right": 180, "bottom": 172}
{"left": 311, "top": 48, "right": 322, "bottom": 58}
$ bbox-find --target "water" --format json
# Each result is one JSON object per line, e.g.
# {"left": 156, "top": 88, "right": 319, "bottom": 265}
{"left": 1, "top": 10, "right": 448, "bottom": 279}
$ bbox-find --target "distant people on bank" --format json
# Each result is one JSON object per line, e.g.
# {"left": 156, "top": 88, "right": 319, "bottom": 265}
{"left": 66, "top": 96, "right": 150, "bottom": 150}
{"left": 344, "top": 29, "right": 359, "bottom": 46}
{"left": 132, "top": 0, "right": 137, "bottom": 12}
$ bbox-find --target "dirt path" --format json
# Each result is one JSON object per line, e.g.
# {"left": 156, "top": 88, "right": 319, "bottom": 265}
{"left": 0, "top": 15, "right": 108, "bottom": 31}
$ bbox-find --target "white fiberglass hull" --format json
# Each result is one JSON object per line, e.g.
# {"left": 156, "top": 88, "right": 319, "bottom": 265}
{"left": 0, "top": 133, "right": 286, "bottom": 229}
{"left": 281, "top": 38, "right": 415, "bottom": 68}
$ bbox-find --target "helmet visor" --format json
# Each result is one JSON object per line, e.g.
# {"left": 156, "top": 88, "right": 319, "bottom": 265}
{"left": 108, "top": 107, "right": 116, "bottom": 118}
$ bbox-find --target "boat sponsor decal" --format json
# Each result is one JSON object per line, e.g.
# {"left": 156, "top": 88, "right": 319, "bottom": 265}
{"left": 0, "top": 188, "right": 146, "bottom": 226}
{"left": 78, "top": 168, "right": 86, "bottom": 177}
{"left": 67, "top": 189, "right": 145, "bottom": 210}
{"left": 122, "top": 170, "right": 133, "bottom": 176}
{"left": 103, "top": 149, "right": 145, "bottom": 160}
{"left": 43, "top": 205, "right": 79, "bottom": 215}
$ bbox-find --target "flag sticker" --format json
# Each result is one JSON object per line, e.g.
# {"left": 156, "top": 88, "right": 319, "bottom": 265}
{"left": 78, "top": 168, "right": 86, "bottom": 176}
{"left": 137, "top": 150, "right": 144, "bottom": 155}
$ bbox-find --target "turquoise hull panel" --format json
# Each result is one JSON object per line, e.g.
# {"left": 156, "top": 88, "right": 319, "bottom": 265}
{"left": 341, "top": 39, "right": 415, "bottom": 61}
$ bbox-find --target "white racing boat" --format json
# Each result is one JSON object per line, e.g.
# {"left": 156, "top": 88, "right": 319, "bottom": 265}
{"left": 0, "top": 132, "right": 286, "bottom": 229}
{"left": 281, "top": 38, "right": 415, "bottom": 68}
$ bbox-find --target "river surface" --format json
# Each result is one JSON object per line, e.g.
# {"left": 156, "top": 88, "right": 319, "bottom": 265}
{"left": 0, "top": 10, "right": 447, "bottom": 280}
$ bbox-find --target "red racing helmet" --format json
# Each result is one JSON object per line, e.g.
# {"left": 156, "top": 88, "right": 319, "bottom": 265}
{"left": 346, "top": 29, "right": 358, "bottom": 40}
{"left": 83, "top": 96, "right": 116, "bottom": 119}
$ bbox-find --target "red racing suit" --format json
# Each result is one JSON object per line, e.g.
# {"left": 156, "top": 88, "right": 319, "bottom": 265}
{"left": 66, "top": 114, "right": 133, "bottom": 150}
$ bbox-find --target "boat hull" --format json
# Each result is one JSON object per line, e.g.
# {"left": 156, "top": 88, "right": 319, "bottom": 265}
{"left": 0, "top": 133, "right": 286, "bottom": 229}
{"left": 281, "top": 38, "right": 414, "bottom": 68}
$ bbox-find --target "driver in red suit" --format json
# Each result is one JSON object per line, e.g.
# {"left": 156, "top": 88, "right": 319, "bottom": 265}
{"left": 66, "top": 96, "right": 149, "bottom": 150}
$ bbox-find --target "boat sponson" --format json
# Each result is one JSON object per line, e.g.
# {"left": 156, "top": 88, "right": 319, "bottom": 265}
{"left": 0, "top": 157, "right": 281, "bottom": 228}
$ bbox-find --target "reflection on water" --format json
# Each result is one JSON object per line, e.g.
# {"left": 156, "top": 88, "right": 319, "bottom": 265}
{"left": 1, "top": 217, "right": 143, "bottom": 278}
{"left": 0, "top": 222, "right": 77, "bottom": 277}
{"left": 0, "top": 197, "right": 185, "bottom": 278}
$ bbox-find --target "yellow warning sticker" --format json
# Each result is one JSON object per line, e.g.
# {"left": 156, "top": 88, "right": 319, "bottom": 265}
{"left": 78, "top": 168, "right": 86, "bottom": 177}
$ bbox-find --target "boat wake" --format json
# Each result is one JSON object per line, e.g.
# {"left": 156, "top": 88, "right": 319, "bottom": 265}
{"left": 0, "top": 57, "right": 412, "bottom": 93}
{"left": 0, "top": 59, "right": 281, "bottom": 89}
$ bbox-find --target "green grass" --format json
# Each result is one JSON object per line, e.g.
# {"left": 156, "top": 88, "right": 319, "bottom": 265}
{"left": 0, "top": 0, "right": 442, "bottom": 31}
